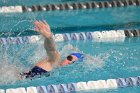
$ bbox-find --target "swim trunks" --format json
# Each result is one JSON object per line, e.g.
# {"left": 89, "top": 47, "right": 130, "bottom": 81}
{"left": 21, "top": 66, "right": 50, "bottom": 78}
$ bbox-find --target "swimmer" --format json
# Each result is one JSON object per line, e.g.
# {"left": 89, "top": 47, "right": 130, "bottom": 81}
{"left": 21, "top": 20, "right": 84, "bottom": 78}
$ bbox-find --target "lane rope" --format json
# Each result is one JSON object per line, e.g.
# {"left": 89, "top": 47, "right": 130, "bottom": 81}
{"left": 0, "top": 0, "right": 140, "bottom": 13}
{"left": 0, "top": 29, "right": 140, "bottom": 45}
{"left": 1, "top": 76, "right": 140, "bottom": 93}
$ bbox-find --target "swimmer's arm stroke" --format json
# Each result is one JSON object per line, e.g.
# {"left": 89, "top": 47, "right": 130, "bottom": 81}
{"left": 44, "top": 37, "right": 62, "bottom": 65}
{"left": 34, "top": 20, "right": 62, "bottom": 66}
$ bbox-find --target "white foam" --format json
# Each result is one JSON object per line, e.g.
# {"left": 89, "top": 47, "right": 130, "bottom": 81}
{"left": 84, "top": 53, "right": 110, "bottom": 69}
{"left": 27, "top": 43, "right": 46, "bottom": 65}
{"left": 59, "top": 44, "right": 80, "bottom": 57}
{"left": 0, "top": 41, "right": 42, "bottom": 84}
{"left": 0, "top": 60, "right": 23, "bottom": 84}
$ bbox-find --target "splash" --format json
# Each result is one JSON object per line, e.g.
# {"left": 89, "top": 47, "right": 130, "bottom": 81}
{"left": 0, "top": 42, "right": 110, "bottom": 85}
{"left": 59, "top": 43, "right": 80, "bottom": 58}
{"left": 0, "top": 44, "right": 44, "bottom": 85}
{"left": 84, "top": 53, "right": 110, "bottom": 69}
{"left": 27, "top": 43, "right": 46, "bottom": 65}
{"left": 0, "top": 58, "right": 23, "bottom": 85}
{"left": 59, "top": 43, "right": 110, "bottom": 69}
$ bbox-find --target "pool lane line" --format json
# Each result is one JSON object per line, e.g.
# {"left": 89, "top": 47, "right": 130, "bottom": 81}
{"left": 0, "top": 29, "right": 140, "bottom": 44}
{"left": 0, "top": 0, "right": 140, "bottom": 13}
{"left": 1, "top": 76, "right": 140, "bottom": 93}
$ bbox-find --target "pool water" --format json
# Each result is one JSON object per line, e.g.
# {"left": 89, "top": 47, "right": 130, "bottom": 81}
{"left": 0, "top": 36, "right": 139, "bottom": 93}
{"left": 0, "top": 6, "right": 140, "bottom": 36}
{"left": 0, "top": 1, "right": 140, "bottom": 92}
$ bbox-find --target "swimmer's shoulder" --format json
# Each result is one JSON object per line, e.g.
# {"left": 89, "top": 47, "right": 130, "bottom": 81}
{"left": 36, "top": 59, "right": 53, "bottom": 71}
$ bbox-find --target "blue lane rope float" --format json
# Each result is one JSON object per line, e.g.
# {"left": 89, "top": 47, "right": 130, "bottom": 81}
{"left": 1, "top": 76, "right": 140, "bottom": 93}
{"left": 37, "top": 86, "right": 48, "bottom": 93}
{"left": 0, "top": 0, "right": 140, "bottom": 13}
{"left": 0, "top": 29, "right": 140, "bottom": 45}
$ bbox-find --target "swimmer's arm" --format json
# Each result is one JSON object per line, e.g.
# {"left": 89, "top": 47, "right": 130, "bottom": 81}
{"left": 44, "top": 37, "right": 62, "bottom": 65}
{"left": 34, "top": 20, "right": 62, "bottom": 65}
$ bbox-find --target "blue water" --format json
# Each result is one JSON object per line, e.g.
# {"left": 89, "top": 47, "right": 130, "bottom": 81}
{"left": 0, "top": 37, "right": 140, "bottom": 93}
{"left": 0, "top": 1, "right": 140, "bottom": 93}
{"left": 0, "top": 6, "right": 140, "bottom": 36}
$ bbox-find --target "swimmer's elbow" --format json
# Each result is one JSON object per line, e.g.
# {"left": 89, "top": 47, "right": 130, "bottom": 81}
{"left": 48, "top": 57, "right": 61, "bottom": 66}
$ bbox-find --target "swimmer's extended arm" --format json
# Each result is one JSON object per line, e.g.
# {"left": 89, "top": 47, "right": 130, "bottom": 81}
{"left": 44, "top": 37, "right": 61, "bottom": 65}
{"left": 34, "top": 20, "right": 61, "bottom": 65}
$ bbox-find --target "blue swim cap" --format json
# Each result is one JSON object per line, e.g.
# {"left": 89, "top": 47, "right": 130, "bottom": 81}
{"left": 70, "top": 53, "right": 84, "bottom": 62}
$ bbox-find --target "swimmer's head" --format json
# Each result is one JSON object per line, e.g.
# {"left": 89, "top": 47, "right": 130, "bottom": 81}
{"left": 62, "top": 53, "right": 84, "bottom": 66}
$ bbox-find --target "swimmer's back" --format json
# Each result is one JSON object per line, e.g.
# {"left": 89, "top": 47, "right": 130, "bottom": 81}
{"left": 21, "top": 58, "right": 53, "bottom": 79}
{"left": 35, "top": 58, "right": 53, "bottom": 71}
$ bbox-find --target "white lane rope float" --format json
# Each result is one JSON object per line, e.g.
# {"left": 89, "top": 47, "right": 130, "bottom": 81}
{"left": 0, "top": 29, "right": 139, "bottom": 45}
{"left": 1, "top": 76, "right": 140, "bottom": 93}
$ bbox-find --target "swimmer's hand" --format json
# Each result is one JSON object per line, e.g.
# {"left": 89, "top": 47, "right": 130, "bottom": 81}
{"left": 34, "top": 20, "right": 53, "bottom": 38}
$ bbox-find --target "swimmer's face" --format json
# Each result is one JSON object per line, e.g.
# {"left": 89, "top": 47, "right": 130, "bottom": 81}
{"left": 62, "top": 55, "right": 78, "bottom": 66}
